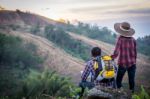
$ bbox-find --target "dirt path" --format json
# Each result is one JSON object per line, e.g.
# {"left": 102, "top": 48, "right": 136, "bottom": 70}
{"left": 68, "top": 32, "right": 150, "bottom": 87}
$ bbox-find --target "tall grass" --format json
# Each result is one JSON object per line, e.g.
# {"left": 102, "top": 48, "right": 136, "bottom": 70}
{"left": 132, "top": 86, "right": 150, "bottom": 99}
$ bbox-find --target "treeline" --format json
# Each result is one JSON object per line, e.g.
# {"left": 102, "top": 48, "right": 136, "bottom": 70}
{"left": 65, "top": 22, "right": 117, "bottom": 44}
{"left": 65, "top": 22, "right": 150, "bottom": 58}
{"left": 0, "top": 33, "right": 79, "bottom": 99}
{"left": 0, "top": 33, "right": 42, "bottom": 98}
{"left": 44, "top": 24, "right": 92, "bottom": 61}
{"left": 137, "top": 35, "right": 150, "bottom": 58}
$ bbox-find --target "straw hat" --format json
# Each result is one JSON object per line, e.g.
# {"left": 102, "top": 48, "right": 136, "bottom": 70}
{"left": 114, "top": 22, "right": 135, "bottom": 37}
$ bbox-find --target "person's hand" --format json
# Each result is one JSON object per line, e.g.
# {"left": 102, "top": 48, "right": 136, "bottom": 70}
{"left": 110, "top": 55, "right": 114, "bottom": 61}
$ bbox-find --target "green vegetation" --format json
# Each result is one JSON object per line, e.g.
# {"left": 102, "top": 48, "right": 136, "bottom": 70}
{"left": 20, "top": 69, "right": 80, "bottom": 99}
{"left": 30, "top": 23, "right": 40, "bottom": 34}
{"left": 8, "top": 24, "right": 20, "bottom": 30}
{"left": 0, "top": 33, "right": 81, "bottom": 99}
{"left": 66, "top": 22, "right": 150, "bottom": 58}
{"left": 0, "top": 69, "right": 80, "bottom": 99}
{"left": 0, "top": 33, "right": 42, "bottom": 98}
{"left": 44, "top": 24, "right": 91, "bottom": 61}
{"left": 0, "top": 24, "right": 20, "bottom": 30}
{"left": 137, "top": 35, "right": 150, "bottom": 58}
{"left": 0, "top": 33, "right": 42, "bottom": 67}
{"left": 132, "top": 86, "right": 150, "bottom": 99}
{"left": 66, "top": 22, "right": 117, "bottom": 44}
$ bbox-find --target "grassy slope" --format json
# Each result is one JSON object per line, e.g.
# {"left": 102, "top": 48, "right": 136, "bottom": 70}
{"left": 5, "top": 31, "right": 84, "bottom": 84}
{"left": 0, "top": 10, "right": 150, "bottom": 88}
{"left": 68, "top": 32, "right": 150, "bottom": 88}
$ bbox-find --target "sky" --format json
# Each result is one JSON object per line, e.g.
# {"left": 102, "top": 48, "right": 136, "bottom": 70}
{"left": 0, "top": 0, "right": 150, "bottom": 38}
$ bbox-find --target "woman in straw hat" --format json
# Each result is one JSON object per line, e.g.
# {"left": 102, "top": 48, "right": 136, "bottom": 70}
{"left": 111, "top": 22, "right": 137, "bottom": 93}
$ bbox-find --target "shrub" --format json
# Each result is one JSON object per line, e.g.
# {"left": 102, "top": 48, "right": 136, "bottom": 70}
{"left": 132, "top": 86, "right": 150, "bottom": 99}
{"left": 20, "top": 69, "right": 78, "bottom": 99}
{"left": 44, "top": 25, "right": 91, "bottom": 61}
{"left": 0, "top": 33, "right": 42, "bottom": 97}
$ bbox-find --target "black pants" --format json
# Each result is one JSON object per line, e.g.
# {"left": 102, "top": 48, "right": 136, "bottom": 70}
{"left": 116, "top": 64, "right": 136, "bottom": 91}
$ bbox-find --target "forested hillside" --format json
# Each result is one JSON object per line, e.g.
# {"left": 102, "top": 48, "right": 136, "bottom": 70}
{"left": 65, "top": 22, "right": 150, "bottom": 58}
{"left": 0, "top": 33, "right": 83, "bottom": 99}
{"left": 65, "top": 22, "right": 117, "bottom": 44}
{"left": 1, "top": 10, "right": 149, "bottom": 59}
{"left": 0, "top": 10, "right": 150, "bottom": 98}
{"left": 137, "top": 36, "right": 150, "bottom": 58}
{"left": 0, "top": 33, "right": 41, "bottom": 97}
{"left": 44, "top": 24, "right": 92, "bottom": 61}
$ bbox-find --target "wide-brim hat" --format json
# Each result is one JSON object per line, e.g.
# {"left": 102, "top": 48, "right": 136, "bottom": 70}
{"left": 114, "top": 22, "right": 135, "bottom": 37}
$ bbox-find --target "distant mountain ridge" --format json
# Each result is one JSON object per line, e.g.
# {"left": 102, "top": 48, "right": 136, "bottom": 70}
{"left": 0, "top": 10, "right": 62, "bottom": 26}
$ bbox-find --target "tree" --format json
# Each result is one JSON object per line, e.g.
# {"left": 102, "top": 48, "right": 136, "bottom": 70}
{"left": 0, "top": 33, "right": 42, "bottom": 98}
{"left": 30, "top": 23, "right": 40, "bottom": 34}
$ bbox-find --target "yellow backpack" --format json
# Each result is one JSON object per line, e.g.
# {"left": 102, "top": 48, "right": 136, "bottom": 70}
{"left": 94, "top": 55, "right": 116, "bottom": 79}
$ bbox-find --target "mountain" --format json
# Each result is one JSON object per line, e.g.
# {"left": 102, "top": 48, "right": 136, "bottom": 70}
{"left": 7, "top": 31, "right": 84, "bottom": 84}
{"left": 0, "top": 10, "right": 86, "bottom": 84}
{"left": 0, "top": 10, "right": 150, "bottom": 90}
{"left": 0, "top": 10, "right": 63, "bottom": 26}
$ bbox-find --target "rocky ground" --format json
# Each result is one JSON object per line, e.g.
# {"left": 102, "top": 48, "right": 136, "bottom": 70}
{"left": 86, "top": 86, "right": 132, "bottom": 99}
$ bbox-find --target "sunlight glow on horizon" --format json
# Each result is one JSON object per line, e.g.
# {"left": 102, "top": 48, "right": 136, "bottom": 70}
{"left": 0, "top": 0, "right": 150, "bottom": 21}
{"left": 0, "top": 0, "right": 150, "bottom": 38}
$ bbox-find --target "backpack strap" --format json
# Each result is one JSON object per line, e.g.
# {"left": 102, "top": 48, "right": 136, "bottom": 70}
{"left": 93, "top": 56, "right": 103, "bottom": 80}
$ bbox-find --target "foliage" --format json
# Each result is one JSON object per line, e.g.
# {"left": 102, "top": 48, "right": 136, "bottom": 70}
{"left": 19, "top": 69, "right": 79, "bottom": 99}
{"left": 0, "top": 33, "right": 42, "bottom": 67}
{"left": 30, "top": 23, "right": 40, "bottom": 34}
{"left": 66, "top": 22, "right": 150, "bottom": 58}
{"left": 8, "top": 24, "right": 20, "bottom": 30}
{"left": 66, "top": 22, "right": 116, "bottom": 44}
{"left": 0, "top": 33, "right": 81, "bottom": 99}
{"left": 132, "top": 86, "right": 150, "bottom": 99}
{"left": 44, "top": 24, "right": 91, "bottom": 61}
{"left": 0, "top": 33, "right": 42, "bottom": 97}
{"left": 137, "top": 36, "right": 150, "bottom": 58}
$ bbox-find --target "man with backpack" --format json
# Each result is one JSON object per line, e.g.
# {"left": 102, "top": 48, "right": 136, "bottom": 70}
{"left": 78, "top": 47, "right": 117, "bottom": 98}
{"left": 111, "top": 22, "right": 137, "bottom": 93}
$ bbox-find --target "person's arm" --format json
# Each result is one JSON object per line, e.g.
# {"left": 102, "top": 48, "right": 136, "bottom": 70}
{"left": 111, "top": 37, "right": 121, "bottom": 59}
{"left": 81, "top": 62, "right": 91, "bottom": 82}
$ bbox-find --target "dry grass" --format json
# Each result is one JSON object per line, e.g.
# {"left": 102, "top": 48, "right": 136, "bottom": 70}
{"left": 68, "top": 32, "right": 150, "bottom": 88}
{"left": 7, "top": 31, "right": 84, "bottom": 84}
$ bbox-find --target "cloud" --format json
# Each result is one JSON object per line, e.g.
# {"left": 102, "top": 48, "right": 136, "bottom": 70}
{"left": 124, "top": 8, "right": 150, "bottom": 14}
{"left": 70, "top": 5, "right": 127, "bottom": 13}
{"left": 68, "top": 2, "right": 150, "bottom": 21}
{"left": 70, "top": 2, "right": 150, "bottom": 14}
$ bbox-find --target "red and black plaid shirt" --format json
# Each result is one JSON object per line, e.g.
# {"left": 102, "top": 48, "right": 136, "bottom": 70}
{"left": 111, "top": 36, "right": 137, "bottom": 67}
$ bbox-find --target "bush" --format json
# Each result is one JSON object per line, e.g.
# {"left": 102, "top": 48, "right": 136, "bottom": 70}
{"left": 44, "top": 25, "right": 91, "bottom": 61}
{"left": 137, "top": 36, "right": 150, "bottom": 58}
{"left": 20, "top": 69, "right": 79, "bottom": 99}
{"left": 0, "top": 33, "right": 80, "bottom": 99}
{"left": 0, "top": 33, "right": 42, "bottom": 97}
{"left": 132, "top": 86, "right": 150, "bottom": 99}
{"left": 30, "top": 23, "right": 40, "bottom": 34}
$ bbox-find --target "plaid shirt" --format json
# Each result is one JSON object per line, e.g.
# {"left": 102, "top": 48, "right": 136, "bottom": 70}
{"left": 81, "top": 59, "right": 114, "bottom": 87}
{"left": 111, "top": 36, "right": 137, "bottom": 67}
{"left": 81, "top": 60, "right": 95, "bottom": 82}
